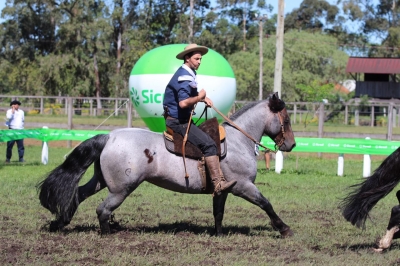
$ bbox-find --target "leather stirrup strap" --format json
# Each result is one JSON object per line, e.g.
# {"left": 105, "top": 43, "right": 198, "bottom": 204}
{"left": 182, "top": 104, "right": 196, "bottom": 178}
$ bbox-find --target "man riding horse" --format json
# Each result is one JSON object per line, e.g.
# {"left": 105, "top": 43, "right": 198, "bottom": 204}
{"left": 163, "top": 43, "right": 237, "bottom": 196}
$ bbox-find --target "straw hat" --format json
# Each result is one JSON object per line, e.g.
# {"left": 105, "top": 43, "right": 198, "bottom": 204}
{"left": 176, "top": 43, "right": 209, "bottom": 60}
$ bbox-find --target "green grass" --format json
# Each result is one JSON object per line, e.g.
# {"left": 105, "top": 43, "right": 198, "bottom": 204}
{"left": 1, "top": 144, "right": 400, "bottom": 265}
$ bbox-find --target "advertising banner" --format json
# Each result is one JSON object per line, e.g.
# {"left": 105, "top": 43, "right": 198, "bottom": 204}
{"left": 260, "top": 137, "right": 400, "bottom": 155}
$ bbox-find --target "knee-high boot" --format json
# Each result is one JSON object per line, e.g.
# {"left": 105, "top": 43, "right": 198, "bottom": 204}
{"left": 205, "top": 155, "right": 237, "bottom": 196}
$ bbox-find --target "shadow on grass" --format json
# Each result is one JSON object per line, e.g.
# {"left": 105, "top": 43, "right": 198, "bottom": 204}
{"left": 41, "top": 219, "right": 277, "bottom": 237}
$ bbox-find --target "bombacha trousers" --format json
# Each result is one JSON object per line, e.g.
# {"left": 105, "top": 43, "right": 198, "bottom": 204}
{"left": 166, "top": 118, "right": 217, "bottom": 157}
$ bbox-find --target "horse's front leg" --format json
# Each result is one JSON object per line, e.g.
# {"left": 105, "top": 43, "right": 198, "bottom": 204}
{"left": 232, "top": 181, "right": 293, "bottom": 238}
{"left": 213, "top": 192, "right": 229, "bottom": 236}
{"left": 374, "top": 205, "right": 400, "bottom": 252}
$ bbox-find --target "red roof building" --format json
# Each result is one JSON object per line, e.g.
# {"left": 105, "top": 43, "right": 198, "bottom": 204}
{"left": 346, "top": 57, "right": 400, "bottom": 99}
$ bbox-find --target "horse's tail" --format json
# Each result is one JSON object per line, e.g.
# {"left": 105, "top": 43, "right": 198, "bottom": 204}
{"left": 340, "top": 147, "right": 400, "bottom": 228}
{"left": 37, "top": 134, "right": 110, "bottom": 223}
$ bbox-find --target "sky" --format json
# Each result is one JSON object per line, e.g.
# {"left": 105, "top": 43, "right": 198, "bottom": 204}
{"left": 0, "top": 1, "right": 336, "bottom": 18}
{"left": 0, "top": 0, "right": 380, "bottom": 34}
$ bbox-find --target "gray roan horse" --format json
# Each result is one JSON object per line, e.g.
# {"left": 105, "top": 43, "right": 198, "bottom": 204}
{"left": 38, "top": 92, "right": 296, "bottom": 237}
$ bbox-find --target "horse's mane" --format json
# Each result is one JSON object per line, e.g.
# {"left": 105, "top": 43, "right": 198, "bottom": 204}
{"left": 228, "top": 94, "right": 285, "bottom": 121}
{"left": 229, "top": 101, "right": 261, "bottom": 121}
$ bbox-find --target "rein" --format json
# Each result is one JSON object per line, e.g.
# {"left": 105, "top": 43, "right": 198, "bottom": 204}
{"left": 211, "top": 105, "right": 286, "bottom": 153}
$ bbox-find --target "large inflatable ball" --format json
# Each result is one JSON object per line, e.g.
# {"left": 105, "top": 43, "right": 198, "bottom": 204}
{"left": 129, "top": 44, "right": 236, "bottom": 132}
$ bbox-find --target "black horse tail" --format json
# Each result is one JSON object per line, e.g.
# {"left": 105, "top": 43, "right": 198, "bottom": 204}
{"left": 340, "top": 147, "right": 400, "bottom": 228}
{"left": 37, "top": 134, "right": 110, "bottom": 223}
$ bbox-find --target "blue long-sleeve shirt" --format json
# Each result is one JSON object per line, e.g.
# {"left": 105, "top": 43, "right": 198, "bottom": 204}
{"left": 163, "top": 66, "right": 199, "bottom": 121}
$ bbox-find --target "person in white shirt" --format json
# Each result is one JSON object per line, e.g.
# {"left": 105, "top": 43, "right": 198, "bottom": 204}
{"left": 5, "top": 100, "right": 25, "bottom": 163}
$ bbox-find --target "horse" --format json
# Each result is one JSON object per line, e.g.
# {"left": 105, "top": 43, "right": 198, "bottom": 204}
{"left": 340, "top": 147, "right": 400, "bottom": 252}
{"left": 38, "top": 92, "right": 296, "bottom": 237}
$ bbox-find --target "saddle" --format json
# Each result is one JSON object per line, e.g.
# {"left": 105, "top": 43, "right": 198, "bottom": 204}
{"left": 163, "top": 117, "right": 227, "bottom": 193}
{"left": 163, "top": 117, "right": 227, "bottom": 159}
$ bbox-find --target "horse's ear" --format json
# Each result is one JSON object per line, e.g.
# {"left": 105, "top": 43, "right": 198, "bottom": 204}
{"left": 268, "top": 92, "right": 285, "bottom": 112}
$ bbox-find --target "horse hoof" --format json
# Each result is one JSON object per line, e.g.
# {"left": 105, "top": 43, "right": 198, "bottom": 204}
{"left": 372, "top": 247, "right": 385, "bottom": 253}
{"left": 280, "top": 228, "right": 294, "bottom": 238}
{"left": 49, "top": 220, "right": 65, "bottom": 232}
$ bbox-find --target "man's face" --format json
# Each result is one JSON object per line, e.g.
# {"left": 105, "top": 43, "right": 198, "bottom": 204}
{"left": 12, "top": 104, "right": 19, "bottom": 110}
{"left": 185, "top": 52, "right": 202, "bottom": 70}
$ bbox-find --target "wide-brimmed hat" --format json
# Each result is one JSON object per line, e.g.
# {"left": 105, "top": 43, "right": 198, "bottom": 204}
{"left": 176, "top": 43, "right": 209, "bottom": 60}
{"left": 10, "top": 100, "right": 21, "bottom": 106}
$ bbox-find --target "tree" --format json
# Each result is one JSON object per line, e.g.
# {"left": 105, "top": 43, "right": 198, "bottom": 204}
{"left": 285, "top": 0, "right": 340, "bottom": 32}
{"left": 341, "top": 0, "right": 400, "bottom": 57}
{"left": 228, "top": 31, "right": 349, "bottom": 102}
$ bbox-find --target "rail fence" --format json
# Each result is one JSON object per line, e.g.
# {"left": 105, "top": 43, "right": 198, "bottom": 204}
{"left": 1, "top": 95, "right": 400, "bottom": 140}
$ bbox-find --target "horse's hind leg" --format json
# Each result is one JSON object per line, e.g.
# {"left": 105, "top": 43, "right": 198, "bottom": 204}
{"left": 232, "top": 182, "right": 293, "bottom": 238}
{"left": 374, "top": 204, "right": 400, "bottom": 252}
{"left": 96, "top": 190, "right": 131, "bottom": 234}
{"left": 78, "top": 160, "right": 106, "bottom": 202}
{"left": 213, "top": 193, "right": 229, "bottom": 236}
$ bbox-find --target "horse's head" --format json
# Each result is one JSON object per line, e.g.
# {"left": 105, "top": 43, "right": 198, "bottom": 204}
{"left": 265, "top": 92, "right": 296, "bottom": 152}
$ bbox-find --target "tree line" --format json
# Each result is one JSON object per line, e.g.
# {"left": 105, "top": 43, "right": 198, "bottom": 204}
{"left": 0, "top": 0, "right": 398, "bottom": 103}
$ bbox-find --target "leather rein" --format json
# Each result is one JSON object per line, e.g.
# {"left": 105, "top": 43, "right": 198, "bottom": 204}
{"left": 210, "top": 105, "right": 286, "bottom": 153}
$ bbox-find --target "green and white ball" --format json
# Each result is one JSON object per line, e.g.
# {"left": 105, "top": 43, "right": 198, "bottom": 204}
{"left": 129, "top": 44, "right": 236, "bottom": 132}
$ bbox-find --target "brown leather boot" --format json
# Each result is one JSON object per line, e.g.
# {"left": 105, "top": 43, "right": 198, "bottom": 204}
{"left": 205, "top": 155, "right": 237, "bottom": 196}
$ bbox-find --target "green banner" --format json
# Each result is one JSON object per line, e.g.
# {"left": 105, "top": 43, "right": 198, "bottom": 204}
{"left": 260, "top": 137, "right": 400, "bottom": 155}
{"left": 0, "top": 129, "right": 109, "bottom": 142}
{"left": 1, "top": 129, "right": 399, "bottom": 156}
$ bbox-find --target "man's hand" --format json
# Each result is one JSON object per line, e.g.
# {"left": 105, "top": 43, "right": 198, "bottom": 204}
{"left": 203, "top": 97, "right": 213, "bottom": 107}
{"left": 198, "top": 89, "right": 206, "bottom": 101}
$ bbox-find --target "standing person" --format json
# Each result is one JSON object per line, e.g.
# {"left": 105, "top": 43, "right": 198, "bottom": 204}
{"left": 163, "top": 43, "right": 236, "bottom": 196}
{"left": 5, "top": 100, "right": 25, "bottom": 163}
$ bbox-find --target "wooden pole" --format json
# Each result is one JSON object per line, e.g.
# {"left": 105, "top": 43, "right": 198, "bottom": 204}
{"left": 387, "top": 103, "right": 393, "bottom": 141}
{"left": 273, "top": 0, "right": 285, "bottom": 97}
{"left": 67, "top": 97, "right": 73, "bottom": 148}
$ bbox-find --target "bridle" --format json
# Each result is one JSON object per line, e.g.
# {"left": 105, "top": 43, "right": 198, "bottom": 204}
{"left": 273, "top": 110, "right": 286, "bottom": 151}
{"left": 211, "top": 106, "right": 286, "bottom": 154}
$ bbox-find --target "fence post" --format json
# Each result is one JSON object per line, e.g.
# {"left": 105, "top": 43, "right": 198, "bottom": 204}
{"left": 318, "top": 102, "right": 324, "bottom": 138}
{"left": 337, "top": 153, "right": 344, "bottom": 176}
{"left": 90, "top": 99, "right": 93, "bottom": 116}
{"left": 127, "top": 99, "right": 132, "bottom": 128}
{"left": 40, "top": 97, "right": 44, "bottom": 114}
{"left": 64, "top": 97, "right": 68, "bottom": 115}
{"left": 355, "top": 108, "right": 359, "bottom": 126}
{"left": 344, "top": 104, "right": 348, "bottom": 125}
{"left": 363, "top": 137, "right": 371, "bottom": 178}
{"left": 370, "top": 105, "right": 375, "bottom": 127}
{"left": 387, "top": 103, "right": 393, "bottom": 141}
{"left": 41, "top": 126, "right": 49, "bottom": 165}
{"left": 275, "top": 151, "right": 283, "bottom": 174}
{"left": 293, "top": 104, "right": 297, "bottom": 124}
{"left": 67, "top": 97, "right": 73, "bottom": 148}
{"left": 318, "top": 102, "right": 324, "bottom": 158}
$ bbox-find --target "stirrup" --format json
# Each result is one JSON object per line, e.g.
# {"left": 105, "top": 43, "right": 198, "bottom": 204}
{"left": 212, "top": 180, "right": 236, "bottom": 197}
{"left": 212, "top": 182, "right": 223, "bottom": 197}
